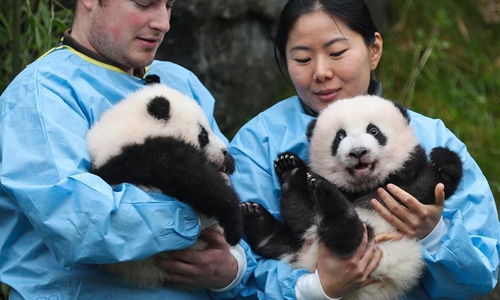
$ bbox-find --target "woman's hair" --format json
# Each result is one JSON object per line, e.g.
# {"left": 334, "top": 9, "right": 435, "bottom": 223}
{"left": 274, "top": 0, "right": 379, "bottom": 78}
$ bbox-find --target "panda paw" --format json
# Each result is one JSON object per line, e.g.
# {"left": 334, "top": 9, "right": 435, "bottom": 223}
{"left": 241, "top": 202, "right": 269, "bottom": 220}
{"left": 307, "top": 172, "right": 344, "bottom": 210}
{"left": 275, "top": 152, "right": 306, "bottom": 176}
{"left": 430, "top": 147, "right": 463, "bottom": 198}
{"left": 275, "top": 152, "right": 307, "bottom": 186}
{"left": 240, "top": 202, "right": 281, "bottom": 247}
{"left": 307, "top": 172, "right": 327, "bottom": 191}
{"left": 223, "top": 225, "right": 244, "bottom": 246}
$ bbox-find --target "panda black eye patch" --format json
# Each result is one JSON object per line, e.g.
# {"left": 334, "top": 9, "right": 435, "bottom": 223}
{"left": 198, "top": 125, "right": 209, "bottom": 148}
{"left": 367, "top": 123, "right": 387, "bottom": 146}
{"left": 147, "top": 96, "right": 171, "bottom": 121}
{"left": 331, "top": 128, "right": 346, "bottom": 157}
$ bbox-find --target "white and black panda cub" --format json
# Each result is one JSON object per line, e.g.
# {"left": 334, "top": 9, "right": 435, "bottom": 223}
{"left": 241, "top": 95, "right": 463, "bottom": 300}
{"left": 86, "top": 84, "right": 243, "bottom": 288}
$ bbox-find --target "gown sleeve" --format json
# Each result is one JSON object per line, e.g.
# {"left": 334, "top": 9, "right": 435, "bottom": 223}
{"left": 410, "top": 113, "right": 499, "bottom": 299}
{"left": 0, "top": 70, "right": 204, "bottom": 267}
{"left": 227, "top": 111, "right": 312, "bottom": 299}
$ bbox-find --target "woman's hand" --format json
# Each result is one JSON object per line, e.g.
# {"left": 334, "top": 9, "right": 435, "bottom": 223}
{"left": 370, "top": 183, "right": 445, "bottom": 240}
{"left": 317, "top": 224, "right": 382, "bottom": 298}
{"left": 156, "top": 229, "right": 237, "bottom": 290}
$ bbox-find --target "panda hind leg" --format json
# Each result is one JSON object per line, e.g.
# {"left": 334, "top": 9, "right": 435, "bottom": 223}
{"left": 241, "top": 202, "right": 300, "bottom": 259}
{"left": 307, "top": 172, "right": 369, "bottom": 258}
{"left": 429, "top": 147, "right": 463, "bottom": 199}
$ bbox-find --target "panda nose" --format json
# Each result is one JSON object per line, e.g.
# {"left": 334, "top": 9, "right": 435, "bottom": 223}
{"left": 349, "top": 148, "right": 367, "bottom": 159}
{"left": 222, "top": 149, "right": 228, "bottom": 156}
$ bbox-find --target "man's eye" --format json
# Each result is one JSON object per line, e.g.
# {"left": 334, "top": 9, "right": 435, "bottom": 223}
{"left": 135, "top": 0, "right": 151, "bottom": 7}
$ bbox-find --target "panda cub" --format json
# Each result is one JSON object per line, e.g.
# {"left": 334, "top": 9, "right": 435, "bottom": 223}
{"left": 86, "top": 84, "right": 243, "bottom": 288}
{"left": 241, "top": 95, "right": 463, "bottom": 300}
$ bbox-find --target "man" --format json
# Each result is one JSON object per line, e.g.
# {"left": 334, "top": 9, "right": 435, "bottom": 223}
{"left": 0, "top": 0, "right": 253, "bottom": 298}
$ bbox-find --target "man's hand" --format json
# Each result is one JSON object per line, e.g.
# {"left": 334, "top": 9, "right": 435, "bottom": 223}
{"left": 156, "top": 229, "right": 237, "bottom": 289}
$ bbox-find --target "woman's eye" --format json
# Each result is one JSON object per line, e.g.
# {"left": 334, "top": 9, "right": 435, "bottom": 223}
{"left": 331, "top": 50, "right": 347, "bottom": 57}
{"left": 295, "top": 58, "right": 310, "bottom": 64}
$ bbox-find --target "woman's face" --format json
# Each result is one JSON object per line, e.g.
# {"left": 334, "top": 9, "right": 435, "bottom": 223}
{"left": 285, "top": 11, "right": 382, "bottom": 113}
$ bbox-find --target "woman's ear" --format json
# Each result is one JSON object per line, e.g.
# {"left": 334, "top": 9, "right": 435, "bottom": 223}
{"left": 370, "top": 32, "right": 383, "bottom": 70}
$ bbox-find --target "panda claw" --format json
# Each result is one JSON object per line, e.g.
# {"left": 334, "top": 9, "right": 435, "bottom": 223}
{"left": 275, "top": 152, "right": 307, "bottom": 180}
{"left": 240, "top": 202, "right": 266, "bottom": 218}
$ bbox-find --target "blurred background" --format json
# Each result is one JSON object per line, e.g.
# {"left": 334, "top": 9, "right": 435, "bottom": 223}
{"left": 1, "top": 0, "right": 499, "bottom": 299}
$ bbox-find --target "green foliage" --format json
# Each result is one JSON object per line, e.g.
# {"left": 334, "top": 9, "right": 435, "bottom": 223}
{"left": 0, "top": 0, "right": 73, "bottom": 93}
{"left": 379, "top": 0, "right": 500, "bottom": 208}
{"left": 1, "top": 283, "right": 6, "bottom": 299}
{"left": 0, "top": 0, "right": 73, "bottom": 296}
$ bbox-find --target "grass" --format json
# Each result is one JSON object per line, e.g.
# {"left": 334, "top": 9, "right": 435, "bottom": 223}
{"left": 379, "top": 0, "right": 500, "bottom": 208}
{"left": 0, "top": 0, "right": 72, "bottom": 91}
{"left": 0, "top": 1, "right": 73, "bottom": 298}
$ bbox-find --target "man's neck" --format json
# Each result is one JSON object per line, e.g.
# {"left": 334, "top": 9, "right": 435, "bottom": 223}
{"left": 61, "top": 29, "right": 145, "bottom": 77}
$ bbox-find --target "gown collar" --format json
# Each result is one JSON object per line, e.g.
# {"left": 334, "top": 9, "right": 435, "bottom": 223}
{"left": 61, "top": 29, "right": 146, "bottom": 78}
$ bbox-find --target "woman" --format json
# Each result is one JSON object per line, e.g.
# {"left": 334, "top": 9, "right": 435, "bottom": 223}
{"left": 228, "top": 0, "right": 500, "bottom": 299}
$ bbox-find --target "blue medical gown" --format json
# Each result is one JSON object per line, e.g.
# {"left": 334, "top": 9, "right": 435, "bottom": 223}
{"left": 0, "top": 46, "right": 256, "bottom": 299}
{"left": 229, "top": 96, "right": 500, "bottom": 299}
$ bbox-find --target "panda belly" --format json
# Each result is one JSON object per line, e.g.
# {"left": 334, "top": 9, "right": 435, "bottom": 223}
{"left": 349, "top": 208, "right": 425, "bottom": 300}
{"left": 290, "top": 208, "right": 425, "bottom": 300}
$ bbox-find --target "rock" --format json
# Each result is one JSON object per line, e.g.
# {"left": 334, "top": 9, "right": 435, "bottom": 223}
{"left": 157, "top": 0, "right": 289, "bottom": 137}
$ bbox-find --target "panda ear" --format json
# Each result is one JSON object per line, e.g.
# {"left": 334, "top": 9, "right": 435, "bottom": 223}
{"left": 147, "top": 96, "right": 171, "bottom": 121}
{"left": 306, "top": 119, "right": 317, "bottom": 142}
{"left": 393, "top": 101, "right": 411, "bottom": 124}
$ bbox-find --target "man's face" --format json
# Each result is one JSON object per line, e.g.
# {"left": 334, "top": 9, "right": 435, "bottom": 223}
{"left": 87, "top": 0, "right": 175, "bottom": 72}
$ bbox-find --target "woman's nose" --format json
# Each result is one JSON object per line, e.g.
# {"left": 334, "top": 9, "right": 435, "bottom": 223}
{"left": 313, "top": 58, "right": 334, "bottom": 82}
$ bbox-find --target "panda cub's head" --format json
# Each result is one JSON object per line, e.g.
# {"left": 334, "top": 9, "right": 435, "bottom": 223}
{"left": 87, "top": 84, "right": 231, "bottom": 172}
{"left": 307, "top": 95, "right": 419, "bottom": 193}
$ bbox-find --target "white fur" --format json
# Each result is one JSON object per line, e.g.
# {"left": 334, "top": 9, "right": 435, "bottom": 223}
{"left": 304, "top": 95, "right": 425, "bottom": 300}
{"left": 86, "top": 84, "right": 227, "bottom": 288}
{"left": 291, "top": 213, "right": 424, "bottom": 300}
{"left": 348, "top": 209, "right": 424, "bottom": 300}
{"left": 87, "top": 84, "right": 227, "bottom": 170}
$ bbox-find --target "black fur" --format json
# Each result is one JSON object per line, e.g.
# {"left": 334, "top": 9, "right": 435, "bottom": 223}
{"left": 90, "top": 95, "right": 243, "bottom": 246}
{"left": 242, "top": 145, "right": 462, "bottom": 260}
{"left": 147, "top": 96, "right": 171, "bottom": 121}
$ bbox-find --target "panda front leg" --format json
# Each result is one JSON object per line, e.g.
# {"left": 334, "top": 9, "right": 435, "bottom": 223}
{"left": 163, "top": 154, "right": 244, "bottom": 246}
{"left": 92, "top": 137, "right": 243, "bottom": 245}
{"left": 307, "top": 172, "right": 370, "bottom": 258}
{"left": 275, "top": 152, "right": 316, "bottom": 238}
{"left": 429, "top": 146, "right": 463, "bottom": 199}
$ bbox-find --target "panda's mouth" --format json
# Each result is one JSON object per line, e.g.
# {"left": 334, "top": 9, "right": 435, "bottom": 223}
{"left": 220, "top": 165, "right": 230, "bottom": 174}
{"left": 219, "top": 154, "right": 236, "bottom": 174}
{"left": 350, "top": 162, "right": 374, "bottom": 176}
